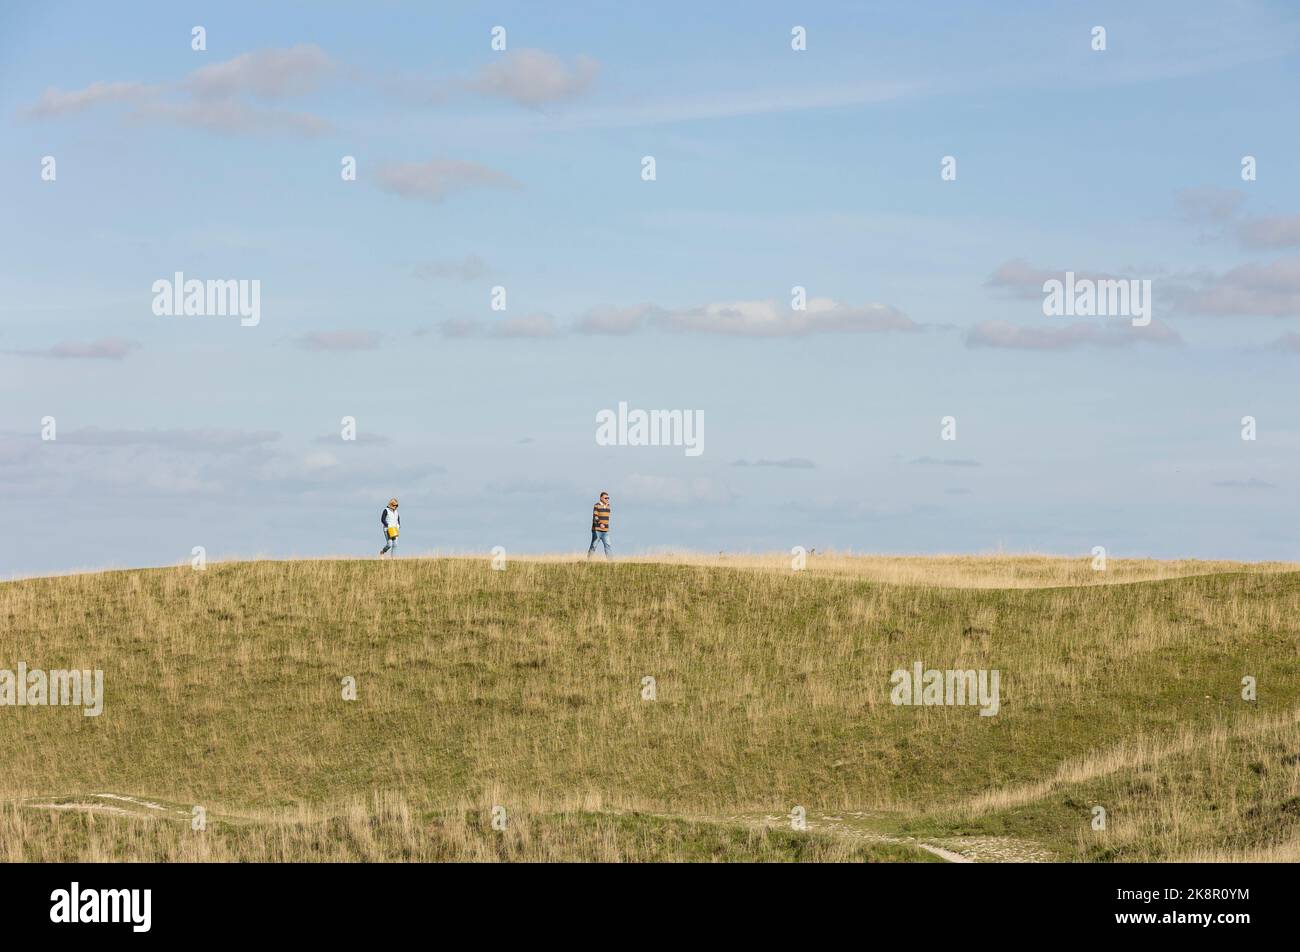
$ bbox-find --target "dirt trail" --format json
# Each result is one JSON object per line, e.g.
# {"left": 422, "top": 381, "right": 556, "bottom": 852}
{"left": 712, "top": 810, "right": 1053, "bottom": 863}
{"left": 15, "top": 793, "right": 194, "bottom": 821}
{"left": 14, "top": 796, "right": 1053, "bottom": 862}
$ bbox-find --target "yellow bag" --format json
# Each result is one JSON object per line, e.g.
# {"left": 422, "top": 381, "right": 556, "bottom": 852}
{"left": 387, "top": 526, "right": 399, "bottom": 539}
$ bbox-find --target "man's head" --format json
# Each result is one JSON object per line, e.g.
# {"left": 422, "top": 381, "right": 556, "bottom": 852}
{"left": 388, "top": 498, "right": 399, "bottom": 509}
{"left": 599, "top": 492, "right": 609, "bottom": 505}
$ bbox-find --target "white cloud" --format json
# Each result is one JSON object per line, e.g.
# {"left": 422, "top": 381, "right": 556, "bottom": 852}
{"left": 462, "top": 296, "right": 915, "bottom": 341}
{"left": 23, "top": 45, "right": 334, "bottom": 137}
{"left": 1269, "top": 332, "right": 1300, "bottom": 352}
{"left": 1238, "top": 216, "right": 1300, "bottom": 250}
{"left": 1212, "top": 478, "right": 1276, "bottom": 490}
{"left": 1177, "top": 256, "right": 1300, "bottom": 317}
{"left": 185, "top": 44, "right": 335, "bottom": 100}
{"left": 60, "top": 427, "right": 280, "bottom": 451}
{"left": 985, "top": 260, "right": 1132, "bottom": 300}
{"left": 966, "top": 319, "right": 1181, "bottom": 350}
{"left": 375, "top": 158, "right": 521, "bottom": 203}
{"left": 655, "top": 298, "right": 916, "bottom": 337}
{"left": 472, "top": 49, "right": 600, "bottom": 107}
{"left": 24, "top": 81, "right": 151, "bottom": 117}
{"left": 6, "top": 337, "right": 138, "bottom": 360}
{"left": 573, "top": 304, "right": 657, "bottom": 335}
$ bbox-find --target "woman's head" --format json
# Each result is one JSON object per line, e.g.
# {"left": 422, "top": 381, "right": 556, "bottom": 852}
{"left": 388, "top": 498, "right": 399, "bottom": 509}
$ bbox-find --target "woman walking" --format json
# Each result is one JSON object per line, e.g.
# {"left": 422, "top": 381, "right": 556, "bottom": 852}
{"left": 380, "top": 498, "right": 400, "bottom": 557}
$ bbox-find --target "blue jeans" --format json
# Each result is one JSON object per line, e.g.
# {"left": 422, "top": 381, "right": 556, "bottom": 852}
{"left": 381, "top": 531, "right": 398, "bottom": 556}
{"left": 588, "top": 530, "right": 611, "bottom": 559}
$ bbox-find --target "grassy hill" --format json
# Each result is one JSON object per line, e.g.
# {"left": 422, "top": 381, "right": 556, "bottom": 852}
{"left": 2, "top": 554, "right": 1298, "bottom": 862}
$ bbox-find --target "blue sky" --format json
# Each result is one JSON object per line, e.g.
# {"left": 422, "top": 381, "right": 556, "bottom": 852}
{"left": 3, "top": 0, "right": 1300, "bottom": 576}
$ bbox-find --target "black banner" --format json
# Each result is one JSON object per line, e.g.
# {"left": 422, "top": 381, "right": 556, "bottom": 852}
{"left": 0, "top": 862, "right": 1282, "bottom": 939}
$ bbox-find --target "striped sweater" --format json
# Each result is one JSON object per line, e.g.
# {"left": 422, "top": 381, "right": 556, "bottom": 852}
{"left": 591, "top": 503, "right": 610, "bottom": 532}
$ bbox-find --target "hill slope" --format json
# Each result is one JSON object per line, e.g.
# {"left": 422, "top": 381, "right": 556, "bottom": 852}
{"left": 3, "top": 556, "right": 1298, "bottom": 861}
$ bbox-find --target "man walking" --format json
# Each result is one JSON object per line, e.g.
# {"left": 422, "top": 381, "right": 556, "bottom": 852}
{"left": 380, "top": 497, "right": 400, "bottom": 558}
{"left": 588, "top": 491, "right": 611, "bottom": 560}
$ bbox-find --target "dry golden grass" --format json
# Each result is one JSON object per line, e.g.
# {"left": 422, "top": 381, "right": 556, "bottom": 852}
{"left": 22, "top": 550, "right": 1291, "bottom": 590}
{"left": 2, "top": 553, "right": 1297, "bottom": 861}
{"left": 1179, "top": 836, "right": 1300, "bottom": 863}
{"left": 957, "top": 706, "right": 1300, "bottom": 817}
{"left": 0, "top": 793, "right": 932, "bottom": 863}
{"left": 514, "top": 550, "right": 1299, "bottom": 589}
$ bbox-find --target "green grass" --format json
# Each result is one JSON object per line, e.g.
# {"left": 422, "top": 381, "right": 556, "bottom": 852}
{"left": 2, "top": 800, "right": 940, "bottom": 863}
{"left": 2, "top": 556, "right": 1297, "bottom": 861}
